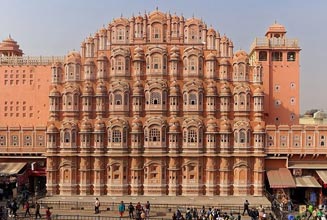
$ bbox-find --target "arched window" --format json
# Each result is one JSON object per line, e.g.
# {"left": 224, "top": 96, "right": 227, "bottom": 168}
{"left": 115, "top": 94, "right": 122, "bottom": 105}
{"left": 188, "top": 129, "right": 197, "bottom": 143}
{"left": 117, "top": 27, "right": 125, "bottom": 41}
{"left": 112, "top": 129, "right": 121, "bottom": 142}
{"left": 189, "top": 56, "right": 197, "bottom": 72}
{"left": 152, "top": 55, "right": 161, "bottom": 70}
{"left": 189, "top": 93, "right": 197, "bottom": 105}
{"left": 116, "top": 57, "right": 124, "bottom": 71}
{"left": 150, "top": 92, "right": 161, "bottom": 105}
{"left": 64, "top": 131, "right": 70, "bottom": 143}
{"left": 239, "top": 130, "right": 246, "bottom": 143}
{"left": 149, "top": 128, "right": 160, "bottom": 142}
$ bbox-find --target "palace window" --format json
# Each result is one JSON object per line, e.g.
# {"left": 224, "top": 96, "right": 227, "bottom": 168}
{"left": 272, "top": 51, "right": 283, "bottom": 61}
{"left": 287, "top": 52, "right": 296, "bottom": 61}
{"left": 149, "top": 128, "right": 160, "bottom": 142}
{"left": 150, "top": 92, "right": 161, "bottom": 105}
{"left": 259, "top": 51, "right": 267, "bottom": 61}
{"left": 112, "top": 129, "right": 121, "bottom": 143}
{"left": 188, "top": 129, "right": 197, "bottom": 143}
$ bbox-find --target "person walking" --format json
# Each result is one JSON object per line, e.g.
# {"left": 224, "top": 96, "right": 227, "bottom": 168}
{"left": 145, "top": 201, "right": 150, "bottom": 220}
{"left": 128, "top": 202, "right": 135, "bottom": 219}
{"left": 242, "top": 200, "right": 250, "bottom": 216}
{"left": 35, "top": 202, "right": 42, "bottom": 219}
{"left": 24, "top": 200, "right": 31, "bottom": 217}
{"left": 94, "top": 198, "right": 100, "bottom": 214}
{"left": 46, "top": 207, "right": 52, "bottom": 220}
{"left": 118, "top": 201, "right": 126, "bottom": 218}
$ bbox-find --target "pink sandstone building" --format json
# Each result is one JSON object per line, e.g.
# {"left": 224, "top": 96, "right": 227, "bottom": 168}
{"left": 0, "top": 10, "right": 326, "bottom": 204}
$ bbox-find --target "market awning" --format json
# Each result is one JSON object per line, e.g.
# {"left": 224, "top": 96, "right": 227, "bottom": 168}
{"left": 316, "top": 170, "right": 327, "bottom": 183}
{"left": 266, "top": 168, "right": 296, "bottom": 188}
{"left": 294, "top": 176, "right": 321, "bottom": 188}
{"left": 0, "top": 163, "right": 27, "bottom": 176}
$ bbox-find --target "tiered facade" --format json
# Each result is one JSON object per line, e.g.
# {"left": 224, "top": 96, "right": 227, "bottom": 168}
{"left": 5, "top": 10, "right": 326, "bottom": 200}
{"left": 46, "top": 10, "right": 266, "bottom": 196}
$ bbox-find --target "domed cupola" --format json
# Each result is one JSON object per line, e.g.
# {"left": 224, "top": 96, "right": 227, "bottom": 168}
{"left": 207, "top": 81, "right": 217, "bottom": 96}
{"left": 95, "top": 81, "right": 107, "bottom": 96}
{"left": 131, "top": 116, "right": 143, "bottom": 133}
{"left": 220, "top": 83, "right": 231, "bottom": 95}
{"left": 0, "top": 35, "right": 23, "bottom": 56}
{"left": 66, "top": 51, "right": 81, "bottom": 64}
{"left": 132, "top": 80, "right": 144, "bottom": 96}
{"left": 220, "top": 119, "right": 231, "bottom": 132}
{"left": 169, "top": 80, "right": 180, "bottom": 96}
{"left": 50, "top": 86, "right": 61, "bottom": 97}
{"left": 169, "top": 117, "right": 180, "bottom": 133}
{"left": 206, "top": 117, "right": 217, "bottom": 133}
{"left": 94, "top": 119, "right": 105, "bottom": 133}
{"left": 80, "top": 119, "right": 92, "bottom": 132}
{"left": 82, "top": 82, "right": 94, "bottom": 96}
{"left": 47, "top": 123, "right": 59, "bottom": 133}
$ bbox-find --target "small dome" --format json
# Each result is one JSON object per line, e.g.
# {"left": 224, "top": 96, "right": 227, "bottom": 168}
{"left": 206, "top": 52, "right": 216, "bottom": 61}
{"left": 254, "top": 86, "right": 264, "bottom": 96}
{"left": 171, "top": 14, "right": 180, "bottom": 22}
{"left": 96, "top": 81, "right": 107, "bottom": 95}
{"left": 207, "top": 28, "right": 216, "bottom": 36}
{"left": 66, "top": 51, "right": 81, "bottom": 64}
{"left": 50, "top": 86, "right": 60, "bottom": 97}
{"left": 170, "top": 52, "right": 179, "bottom": 60}
{"left": 86, "top": 36, "right": 94, "bottom": 43}
{"left": 233, "top": 50, "right": 248, "bottom": 63}
{"left": 169, "top": 117, "right": 180, "bottom": 132}
{"left": 220, "top": 58, "right": 230, "bottom": 65}
{"left": 206, "top": 118, "right": 217, "bottom": 132}
{"left": 80, "top": 120, "right": 92, "bottom": 132}
{"left": 132, "top": 117, "right": 143, "bottom": 131}
{"left": 97, "top": 53, "right": 108, "bottom": 61}
{"left": 135, "top": 15, "right": 143, "bottom": 23}
{"left": 84, "top": 58, "right": 95, "bottom": 66}
{"left": 51, "top": 62, "right": 62, "bottom": 68}
{"left": 254, "top": 123, "right": 265, "bottom": 132}
{"left": 220, "top": 83, "right": 231, "bottom": 95}
{"left": 99, "top": 27, "right": 107, "bottom": 35}
{"left": 82, "top": 83, "right": 94, "bottom": 95}
{"left": 220, "top": 120, "right": 231, "bottom": 132}
{"left": 94, "top": 119, "right": 105, "bottom": 132}
{"left": 207, "top": 81, "right": 217, "bottom": 95}
{"left": 220, "top": 35, "right": 228, "bottom": 43}
{"left": 266, "top": 22, "right": 286, "bottom": 35}
{"left": 169, "top": 81, "right": 180, "bottom": 95}
{"left": 133, "top": 52, "right": 143, "bottom": 61}
{"left": 170, "top": 45, "right": 179, "bottom": 53}
{"left": 133, "top": 80, "right": 144, "bottom": 95}
{"left": 47, "top": 123, "right": 59, "bottom": 133}
{"left": 134, "top": 46, "right": 144, "bottom": 54}
{"left": 0, "top": 35, "right": 23, "bottom": 56}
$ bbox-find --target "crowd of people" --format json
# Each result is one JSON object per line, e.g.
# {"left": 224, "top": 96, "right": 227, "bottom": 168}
{"left": 94, "top": 198, "right": 151, "bottom": 220}
{"left": 170, "top": 201, "right": 270, "bottom": 220}
{"left": 0, "top": 200, "right": 51, "bottom": 220}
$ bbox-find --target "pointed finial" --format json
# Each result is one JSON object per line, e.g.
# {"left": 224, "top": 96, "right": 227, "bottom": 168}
{"left": 120, "top": 13, "right": 123, "bottom": 18}
{"left": 192, "top": 13, "right": 194, "bottom": 18}
{"left": 156, "top": 6, "right": 158, "bottom": 11}
{"left": 9, "top": 34, "right": 11, "bottom": 39}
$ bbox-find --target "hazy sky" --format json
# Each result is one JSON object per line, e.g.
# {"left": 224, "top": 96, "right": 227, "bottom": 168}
{"left": 0, "top": 0, "right": 326, "bottom": 113}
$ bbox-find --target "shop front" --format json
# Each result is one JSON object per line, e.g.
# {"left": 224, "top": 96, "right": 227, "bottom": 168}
{"left": 0, "top": 162, "right": 28, "bottom": 199}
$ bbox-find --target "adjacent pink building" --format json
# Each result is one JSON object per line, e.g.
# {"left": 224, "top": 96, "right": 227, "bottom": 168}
{"left": 0, "top": 10, "right": 325, "bottom": 203}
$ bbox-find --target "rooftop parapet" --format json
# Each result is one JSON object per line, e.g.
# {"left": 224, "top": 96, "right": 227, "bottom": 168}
{"left": 0, "top": 56, "right": 65, "bottom": 66}
{"left": 250, "top": 37, "right": 299, "bottom": 52}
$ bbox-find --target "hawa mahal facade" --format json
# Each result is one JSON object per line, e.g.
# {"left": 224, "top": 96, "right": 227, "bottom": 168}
{"left": 0, "top": 10, "right": 327, "bottom": 200}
